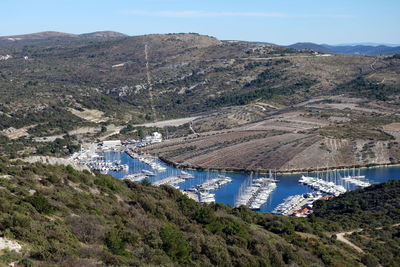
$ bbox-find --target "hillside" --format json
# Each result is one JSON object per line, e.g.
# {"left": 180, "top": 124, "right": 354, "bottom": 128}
{"left": 0, "top": 32, "right": 400, "bottom": 172}
{"left": 3, "top": 158, "right": 397, "bottom": 266}
{"left": 313, "top": 180, "right": 400, "bottom": 266}
{"left": 313, "top": 179, "right": 400, "bottom": 229}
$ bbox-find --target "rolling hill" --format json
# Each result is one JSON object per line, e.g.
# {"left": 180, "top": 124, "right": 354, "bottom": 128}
{"left": 0, "top": 32, "right": 400, "bottom": 172}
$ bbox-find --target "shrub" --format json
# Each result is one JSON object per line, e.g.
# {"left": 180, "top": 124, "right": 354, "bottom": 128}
{"left": 105, "top": 229, "right": 128, "bottom": 256}
{"left": 25, "top": 193, "right": 54, "bottom": 214}
{"left": 159, "top": 224, "right": 191, "bottom": 263}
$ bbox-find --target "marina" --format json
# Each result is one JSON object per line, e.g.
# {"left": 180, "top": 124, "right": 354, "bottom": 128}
{"left": 72, "top": 145, "right": 400, "bottom": 214}
{"left": 235, "top": 173, "right": 277, "bottom": 209}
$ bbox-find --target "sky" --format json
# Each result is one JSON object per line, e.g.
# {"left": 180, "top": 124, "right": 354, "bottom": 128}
{"left": 1, "top": 0, "right": 399, "bottom": 45}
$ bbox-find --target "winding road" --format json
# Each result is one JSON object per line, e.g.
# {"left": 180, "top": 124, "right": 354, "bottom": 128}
{"left": 335, "top": 223, "right": 400, "bottom": 254}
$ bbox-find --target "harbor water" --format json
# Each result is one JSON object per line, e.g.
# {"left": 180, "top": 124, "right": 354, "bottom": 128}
{"left": 105, "top": 152, "right": 400, "bottom": 213}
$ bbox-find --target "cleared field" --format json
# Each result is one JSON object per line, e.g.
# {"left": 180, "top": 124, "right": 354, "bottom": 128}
{"left": 68, "top": 108, "right": 108, "bottom": 123}
{"left": 1, "top": 125, "right": 35, "bottom": 139}
{"left": 143, "top": 96, "right": 400, "bottom": 172}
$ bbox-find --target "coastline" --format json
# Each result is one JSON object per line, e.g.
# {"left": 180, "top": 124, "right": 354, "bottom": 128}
{"left": 122, "top": 147, "right": 400, "bottom": 176}
{"left": 157, "top": 155, "right": 400, "bottom": 176}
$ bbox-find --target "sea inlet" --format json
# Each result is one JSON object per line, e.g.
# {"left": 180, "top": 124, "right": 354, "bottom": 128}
{"left": 104, "top": 152, "right": 400, "bottom": 213}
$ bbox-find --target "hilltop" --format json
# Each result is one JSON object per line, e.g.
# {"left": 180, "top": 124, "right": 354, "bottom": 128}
{"left": 0, "top": 31, "right": 127, "bottom": 41}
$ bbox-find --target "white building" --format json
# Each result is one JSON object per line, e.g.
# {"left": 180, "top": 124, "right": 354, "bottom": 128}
{"left": 102, "top": 140, "right": 122, "bottom": 149}
{"left": 151, "top": 132, "right": 162, "bottom": 143}
{"left": 141, "top": 132, "right": 163, "bottom": 145}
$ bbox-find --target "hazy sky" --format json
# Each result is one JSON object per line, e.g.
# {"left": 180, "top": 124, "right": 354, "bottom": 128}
{"left": 1, "top": 0, "right": 399, "bottom": 45}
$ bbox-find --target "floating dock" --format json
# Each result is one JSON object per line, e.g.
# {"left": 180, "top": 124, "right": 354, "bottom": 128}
{"left": 272, "top": 192, "right": 323, "bottom": 216}
{"left": 342, "top": 176, "right": 371, "bottom": 187}
{"left": 153, "top": 176, "right": 185, "bottom": 188}
{"left": 195, "top": 175, "right": 232, "bottom": 191}
{"left": 123, "top": 173, "right": 148, "bottom": 182}
{"left": 235, "top": 177, "right": 277, "bottom": 209}
{"left": 299, "top": 175, "right": 347, "bottom": 196}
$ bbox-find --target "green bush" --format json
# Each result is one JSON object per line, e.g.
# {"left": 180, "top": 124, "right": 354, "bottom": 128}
{"left": 25, "top": 193, "right": 54, "bottom": 214}
{"left": 159, "top": 224, "right": 191, "bottom": 263}
{"left": 105, "top": 229, "right": 128, "bottom": 256}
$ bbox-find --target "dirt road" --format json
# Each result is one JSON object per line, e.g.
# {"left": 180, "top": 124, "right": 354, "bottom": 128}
{"left": 133, "top": 116, "right": 199, "bottom": 128}
{"left": 336, "top": 230, "right": 364, "bottom": 253}
{"left": 335, "top": 223, "right": 400, "bottom": 254}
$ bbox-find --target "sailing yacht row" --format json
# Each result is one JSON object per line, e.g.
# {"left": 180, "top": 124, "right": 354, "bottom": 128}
{"left": 194, "top": 175, "right": 233, "bottom": 191}
{"left": 272, "top": 192, "right": 322, "bottom": 216}
{"left": 299, "top": 175, "right": 347, "bottom": 196}
{"left": 235, "top": 170, "right": 277, "bottom": 210}
{"left": 184, "top": 175, "right": 233, "bottom": 204}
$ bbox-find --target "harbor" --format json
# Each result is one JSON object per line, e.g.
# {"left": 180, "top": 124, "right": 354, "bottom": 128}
{"left": 70, "top": 139, "right": 400, "bottom": 214}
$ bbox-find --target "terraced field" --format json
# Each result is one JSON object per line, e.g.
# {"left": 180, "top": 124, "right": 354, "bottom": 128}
{"left": 144, "top": 96, "right": 400, "bottom": 173}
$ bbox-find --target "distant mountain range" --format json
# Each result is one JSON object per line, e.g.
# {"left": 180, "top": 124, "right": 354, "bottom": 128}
{"left": 287, "top": 42, "right": 400, "bottom": 56}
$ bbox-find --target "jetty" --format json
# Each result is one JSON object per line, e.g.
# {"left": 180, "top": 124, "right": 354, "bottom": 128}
{"left": 342, "top": 176, "right": 371, "bottom": 187}
{"left": 299, "top": 175, "right": 347, "bottom": 196}
{"left": 340, "top": 167, "right": 370, "bottom": 187}
{"left": 198, "top": 192, "right": 215, "bottom": 204}
{"left": 195, "top": 175, "right": 232, "bottom": 191}
{"left": 123, "top": 173, "right": 148, "bottom": 182}
{"left": 235, "top": 175, "right": 277, "bottom": 209}
{"left": 125, "top": 148, "right": 167, "bottom": 172}
{"left": 186, "top": 175, "right": 233, "bottom": 204}
{"left": 272, "top": 192, "right": 323, "bottom": 216}
{"left": 153, "top": 176, "right": 185, "bottom": 188}
{"left": 178, "top": 171, "right": 194, "bottom": 179}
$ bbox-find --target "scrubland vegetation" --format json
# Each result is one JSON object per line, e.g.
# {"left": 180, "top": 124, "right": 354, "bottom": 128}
{"left": 3, "top": 158, "right": 396, "bottom": 266}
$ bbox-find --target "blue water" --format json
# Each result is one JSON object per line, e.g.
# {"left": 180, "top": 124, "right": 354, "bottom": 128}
{"left": 104, "top": 152, "right": 400, "bottom": 212}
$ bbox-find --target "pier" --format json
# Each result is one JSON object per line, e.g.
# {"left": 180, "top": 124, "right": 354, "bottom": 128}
{"left": 299, "top": 175, "right": 347, "bottom": 196}
{"left": 235, "top": 177, "right": 277, "bottom": 209}
{"left": 123, "top": 173, "right": 148, "bottom": 182}
{"left": 195, "top": 175, "right": 232, "bottom": 191}
{"left": 153, "top": 176, "right": 185, "bottom": 188}
{"left": 342, "top": 176, "right": 371, "bottom": 187}
{"left": 126, "top": 149, "right": 167, "bottom": 172}
{"left": 185, "top": 175, "right": 233, "bottom": 204}
{"left": 272, "top": 192, "right": 324, "bottom": 216}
